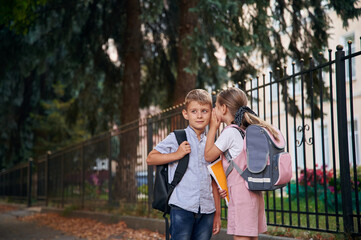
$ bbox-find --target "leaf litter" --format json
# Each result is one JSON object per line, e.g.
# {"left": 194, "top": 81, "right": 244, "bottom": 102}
{"left": 19, "top": 212, "right": 165, "bottom": 240}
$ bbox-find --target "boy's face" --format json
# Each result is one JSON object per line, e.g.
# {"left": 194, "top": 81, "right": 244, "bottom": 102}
{"left": 182, "top": 101, "right": 212, "bottom": 132}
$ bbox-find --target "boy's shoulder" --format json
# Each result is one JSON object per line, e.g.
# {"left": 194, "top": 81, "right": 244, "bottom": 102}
{"left": 162, "top": 128, "right": 188, "bottom": 144}
{"left": 174, "top": 126, "right": 201, "bottom": 143}
{"left": 162, "top": 126, "right": 206, "bottom": 144}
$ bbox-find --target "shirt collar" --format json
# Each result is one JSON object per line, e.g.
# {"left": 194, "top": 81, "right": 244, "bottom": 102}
{"left": 187, "top": 125, "right": 205, "bottom": 141}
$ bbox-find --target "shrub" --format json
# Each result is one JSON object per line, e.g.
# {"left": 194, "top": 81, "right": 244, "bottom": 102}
{"left": 287, "top": 165, "right": 361, "bottom": 212}
{"left": 298, "top": 164, "right": 333, "bottom": 187}
{"left": 138, "top": 184, "right": 148, "bottom": 195}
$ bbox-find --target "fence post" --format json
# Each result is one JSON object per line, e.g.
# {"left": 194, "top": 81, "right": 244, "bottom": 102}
{"left": 81, "top": 143, "right": 84, "bottom": 209}
{"left": 27, "top": 158, "right": 33, "bottom": 207}
{"left": 335, "top": 45, "right": 354, "bottom": 234}
{"left": 46, "top": 151, "right": 50, "bottom": 206}
{"left": 147, "top": 117, "right": 154, "bottom": 214}
{"left": 108, "top": 132, "right": 112, "bottom": 205}
{"left": 61, "top": 153, "right": 64, "bottom": 208}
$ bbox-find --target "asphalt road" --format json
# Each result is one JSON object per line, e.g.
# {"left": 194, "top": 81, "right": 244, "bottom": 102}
{"left": 0, "top": 207, "right": 83, "bottom": 240}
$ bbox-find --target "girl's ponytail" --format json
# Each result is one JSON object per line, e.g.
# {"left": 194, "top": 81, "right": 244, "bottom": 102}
{"left": 234, "top": 106, "right": 257, "bottom": 128}
{"left": 233, "top": 105, "right": 280, "bottom": 141}
{"left": 243, "top": 112, "right": 280, "bottom": 142}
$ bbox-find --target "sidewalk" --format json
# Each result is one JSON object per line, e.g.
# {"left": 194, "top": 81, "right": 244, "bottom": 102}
{"left": 0, "top": 206, "right": 83, "bottom": 240}
{"left": 0, "top": 204, "right": 296, "bottom": 240}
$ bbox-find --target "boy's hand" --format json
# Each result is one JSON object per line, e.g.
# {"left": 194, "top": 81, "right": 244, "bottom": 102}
{"left": 219, "top": 189, "right": 227, "bottom": 199}
{"left": 210, "top": 109, "right": 221, "bottom": 130}
{"left": 212, "top": 215, "right": 221, "bottom": 235}
{"left": 176, "top": 141, "right": 191, "bottom": 158}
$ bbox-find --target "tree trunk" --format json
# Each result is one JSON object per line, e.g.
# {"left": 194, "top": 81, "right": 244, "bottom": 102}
{"left": 173, "top": 0, "right": 198, "bottom": 105}
{"left": 114, "top": 0, "right": 141, "bottom": 202}
{"left": 121, "top": 0, "right": 141, "bottom": 124}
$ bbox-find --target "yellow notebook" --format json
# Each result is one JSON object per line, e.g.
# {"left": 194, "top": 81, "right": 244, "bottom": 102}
{"left": 207, "top": 158, "right": 229, "bottom": 206}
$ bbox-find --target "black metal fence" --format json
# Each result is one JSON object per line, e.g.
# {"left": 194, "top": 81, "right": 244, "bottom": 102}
{"left": 1, "top": 41, "right": 361, "bottom": 237}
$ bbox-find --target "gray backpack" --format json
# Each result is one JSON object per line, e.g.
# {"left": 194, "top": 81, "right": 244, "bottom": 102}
{"left": 224, "top": 124, "right": 292, "bottom": 191}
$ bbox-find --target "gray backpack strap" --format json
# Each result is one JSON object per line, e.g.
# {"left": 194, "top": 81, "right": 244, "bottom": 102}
{"left": 224, "top": 150, "right": 244, "bottom": 177}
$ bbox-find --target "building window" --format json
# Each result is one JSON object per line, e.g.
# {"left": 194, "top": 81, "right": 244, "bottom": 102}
{"left": 296, "top": 130, "right": 305, "bottom": 168}
{"left": 250, "top": 78, "right": 258, "bottom": 111}
{"left": 270, "top": 78, "right": 278, "bottom": 102}
{"left": 288, "top": 79, "right": 301, "bottom": 96}
{"left": 287, "top": 58, "right": 302, "bottom": 96}
{"left": 316, "top": 124, "right": 330, "bottom": 168}
{"left": 348, "top": 120, "right": 360, "bottom": 165}
{"left": 342, "top": 33, "right": 356, "bottom": 82}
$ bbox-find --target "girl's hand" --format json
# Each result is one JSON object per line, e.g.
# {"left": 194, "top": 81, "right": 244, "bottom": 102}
{"left": 210, "top": 109, "right": 221, "bottom": 130}
{"left": 176, "top": 141, "right": 191, "bottom": 158}
{"left": 218, "top": 189, "right": 227, "bottom": 199}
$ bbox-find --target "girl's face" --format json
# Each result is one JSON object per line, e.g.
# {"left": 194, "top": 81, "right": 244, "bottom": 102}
{"left": 214, "top": 100, "right": 225, "bottom": 121}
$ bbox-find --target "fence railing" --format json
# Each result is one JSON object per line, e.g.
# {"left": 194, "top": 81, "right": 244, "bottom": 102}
{"left": 1, "top": 41, "right": 361, "bottom": 237}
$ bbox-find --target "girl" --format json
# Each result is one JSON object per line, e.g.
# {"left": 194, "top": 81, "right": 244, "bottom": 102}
{"left": 205, "top": 87, "right": 279, "bottom": 240}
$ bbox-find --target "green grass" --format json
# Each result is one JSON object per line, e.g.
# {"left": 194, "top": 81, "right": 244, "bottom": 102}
{"left": 263, "top": 193, "right": 344, "bottom": 231}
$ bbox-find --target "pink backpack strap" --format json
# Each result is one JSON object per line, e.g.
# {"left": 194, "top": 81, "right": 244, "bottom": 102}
{"left": 222, "top": 124, "right": 245, "bottom": 177}
{"left": 222, "top": 124, "right": 239, "bottom": 131}
{"left": 222, "top": 124, "right": 245, "bottom": 138}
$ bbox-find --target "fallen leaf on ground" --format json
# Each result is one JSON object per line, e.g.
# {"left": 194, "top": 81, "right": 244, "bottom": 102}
{"left": 20, "top": 212, "right": 165, "bottom": 240}
{"left": 0, "top": 205, "right": 19, "bottom": 213}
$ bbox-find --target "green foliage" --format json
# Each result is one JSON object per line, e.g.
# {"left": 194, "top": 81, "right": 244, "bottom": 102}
{"left": 138, "top": 184, "right": 148, "bottom": 196}
{"left": 287, "top": 166, "right": 361, "bottom": 213}
{"left": 0, "top": 0, "right": 126, "bottom": 169}
{"left": 1, "top": 0, "right": 361, "bottom": 169}
{"left": 31, "top": 83, "right": 90, "bottom": 156}
{"left": 0, "top": 0, "right": 48, "bottom": 34}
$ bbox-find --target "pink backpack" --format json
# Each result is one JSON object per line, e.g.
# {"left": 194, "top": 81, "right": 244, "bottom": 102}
{"left": 224, "top": 124, "right": 292, "bottom": 191}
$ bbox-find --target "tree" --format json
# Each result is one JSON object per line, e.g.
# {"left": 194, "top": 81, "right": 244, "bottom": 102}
{"left": 141, "top": 0, "right": 361, "bottom": 112}
{"left": 0, "top": 0, "right": 127, "bottom": 168}
{"left": 190, "top": 0, "right": 361, "bottom": 117}
{"left": 173, "top": 0, "right": 199, "bottom": 105}
{"left": 1, "top": 0, "right": 360, "bottom": 170}
{"left": 114, "top": 0, "right": 141, "bottom": 201}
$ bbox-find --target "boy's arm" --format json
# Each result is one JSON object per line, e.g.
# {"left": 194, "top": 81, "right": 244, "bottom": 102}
{"left": 146, "top": 141, "right": 191, "bottom": 165}
{"left": 211, "top": 179, "right": 221, "bottom": 235}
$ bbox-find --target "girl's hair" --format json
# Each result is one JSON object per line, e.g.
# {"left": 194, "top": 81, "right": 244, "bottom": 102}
{"left": 185, "top": 89, "right": 212, "bottom": 109}
{"left": 217, "top": 87, "right": 279, "bottom": 141}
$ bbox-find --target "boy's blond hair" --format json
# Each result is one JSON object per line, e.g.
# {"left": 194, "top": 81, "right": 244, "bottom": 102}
{"left": 185, "top": 89, "right": 212, "bottom": 109}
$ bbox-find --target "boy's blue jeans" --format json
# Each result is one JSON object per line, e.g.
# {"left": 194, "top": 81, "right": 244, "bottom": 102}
{"left": 170, "top": 205, "right": 214, "bottom": 240}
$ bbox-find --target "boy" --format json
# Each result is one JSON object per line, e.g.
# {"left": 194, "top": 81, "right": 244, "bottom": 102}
{"left": 147, "top": 89, "right": 221, "bottom": 240}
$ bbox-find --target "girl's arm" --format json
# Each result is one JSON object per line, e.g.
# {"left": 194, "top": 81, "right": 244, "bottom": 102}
{"left": 146, "top": 141, "right": 191, "bottom": 165}
{"left": 205, "top": 110, "right": 223, "bottom": 162}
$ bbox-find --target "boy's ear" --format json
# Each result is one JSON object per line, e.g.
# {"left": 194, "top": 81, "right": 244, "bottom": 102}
{"left": 182, "top": 109, "right": 189, "bottom": 120}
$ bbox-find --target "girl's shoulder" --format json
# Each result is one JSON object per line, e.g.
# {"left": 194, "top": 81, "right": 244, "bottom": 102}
{"left": 222, "top": 124, "right": 244, "bottom": 135}
{"left": 217, "top": 125, "right": 244, "bottom": 156}
{"left": 220, "top": 125, "right": 244, "bottom": 142}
